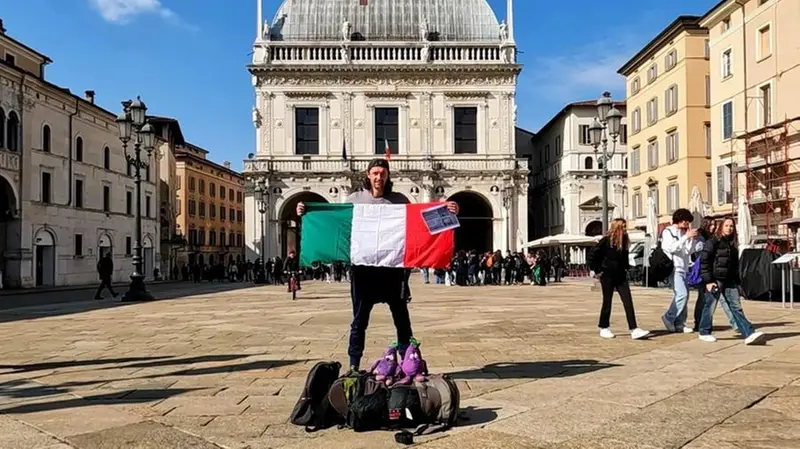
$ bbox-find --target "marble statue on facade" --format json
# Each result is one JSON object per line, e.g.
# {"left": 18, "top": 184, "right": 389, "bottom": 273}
{"left": 499, "top": 20, "right": 509, "bottom": 42}
{"left": 420, "top": 44, "right": 430, "bottom": 62}
{"left": 419, "top": 19, "right": 429, "bottom": 41}
{"left": 263, "top": 20, "right": 271, "bottom": 40}
{"left": 340, "top": 44, "right": 351, "bottom": 63}
{"left": 252, "top": 106, "right": 261, "bottom": 128}
{"left": 341, "top": 19, "right": 351, "bottom": 41}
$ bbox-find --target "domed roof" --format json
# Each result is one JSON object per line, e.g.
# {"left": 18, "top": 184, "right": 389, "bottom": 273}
{"left": 268, "top": 0, "right": 502, "bottom": 42}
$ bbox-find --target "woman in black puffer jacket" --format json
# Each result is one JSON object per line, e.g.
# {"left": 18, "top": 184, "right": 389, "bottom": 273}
{"left": 589, "top": 219, "right": 650, "bottom": 340}
{"left": 697, "top": 217, "right": 765, "bottom": 344}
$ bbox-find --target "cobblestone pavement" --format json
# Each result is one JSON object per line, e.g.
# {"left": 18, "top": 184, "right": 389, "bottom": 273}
{"left": 0, "top": 278, "right": 798, "bottom": 449}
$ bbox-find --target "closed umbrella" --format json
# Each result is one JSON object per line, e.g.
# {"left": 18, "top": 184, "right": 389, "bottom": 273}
{"left": 645, "top": 196, "right": 658, "bottom": 287}
{"left": 688, "top": 186, "right": 705, "bottom": 226}
{"left": 737, "top": 195, "right": 754, "bottom": 249}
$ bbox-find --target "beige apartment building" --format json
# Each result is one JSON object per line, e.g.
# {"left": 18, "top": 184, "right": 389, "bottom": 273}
{"left": 175, "top": 144, "right": 245, "bottom": 269}
{"left": 618, "top": 16, "right": 711, "bottom": 229}
{"left": 701, "top": 0, "right": 800, "bottom": 246}
{"left": 0, "top": 19, "right": 160, "bottom": 288}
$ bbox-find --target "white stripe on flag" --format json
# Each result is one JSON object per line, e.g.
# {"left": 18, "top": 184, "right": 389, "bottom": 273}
{"left": 350, "top": 204, "right": 406, "bottom": 267}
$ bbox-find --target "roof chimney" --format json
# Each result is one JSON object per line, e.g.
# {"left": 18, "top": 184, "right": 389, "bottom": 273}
{"left": 223, "top": 161, "right": 231, "bottom": 169}
{"left": 85, "top": 90, "right": 95, "bottom": 104}
{"left": 0, "top": 19, "right": 6, "bottom": 34}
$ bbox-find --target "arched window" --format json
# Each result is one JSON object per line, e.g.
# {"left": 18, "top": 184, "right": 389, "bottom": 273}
{"left": 0, "top": 107, "right": 5, "bottom": 148}
{"left": 75, "top": 137, "right": 84, "bottom": 161}
{"left": 7, "top": 111, "right": 20, "bottom": 152}
{"left": 584, "top": 156, "right": 593, "bottom": 170}
{"left": 103, "top": 146, "right": 111, "bottom": 170}
{"left": 42, "top": 125, "right": 51, "bottom": 152}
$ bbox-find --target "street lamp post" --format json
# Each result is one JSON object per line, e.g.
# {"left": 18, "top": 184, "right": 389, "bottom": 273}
{"left": 116, "top": 96, "right": 155, "bottom": 302}
{"left": 588, "top": 91, "right": 623, "bottom": 234}
{"left": 254, "top": 179, "right": 269, "bottom": 283}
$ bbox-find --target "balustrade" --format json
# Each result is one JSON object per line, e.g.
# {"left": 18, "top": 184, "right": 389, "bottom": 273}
{"left": 265, "top": 43, "right": 504, "bottom": 65}
{"left": 244, "top": 156, "right": 527, "bottom": 174}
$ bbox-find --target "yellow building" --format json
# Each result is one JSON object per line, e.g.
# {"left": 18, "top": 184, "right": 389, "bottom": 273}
{"left": 618, "top": 16, "right": 711, "bottom": 229}
{"left": 175, "top": 143, "right": 246, "bottom": 268}
{"left": 700, "top": 0, "right": 800, "bottom": 246}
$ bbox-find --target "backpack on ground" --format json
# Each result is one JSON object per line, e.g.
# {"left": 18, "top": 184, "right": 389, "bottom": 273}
{"left": 648, "top": 229, "right": 675, "bottom": 284}
{"left": 409, "top": 374, "right": 461, "bottom": 435}
{"left": 328, "top": 371, "right": 390, "bottom": 432}
{"left": 289, "top": 361, "right": 342, "bottom": 432}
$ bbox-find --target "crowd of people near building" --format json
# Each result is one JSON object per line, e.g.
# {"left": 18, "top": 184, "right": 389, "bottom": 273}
{"left": 419, "top": 249, "right": 567, "bottom": 287}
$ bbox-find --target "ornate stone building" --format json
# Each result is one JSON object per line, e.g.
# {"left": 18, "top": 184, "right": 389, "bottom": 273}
{"left": 244, "top": 0, "right": 528, "bottom": 260}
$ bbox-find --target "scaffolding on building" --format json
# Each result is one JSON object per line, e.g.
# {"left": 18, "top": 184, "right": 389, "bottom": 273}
{"left": 734, "top": 109, "right": 800, "bottom": 252}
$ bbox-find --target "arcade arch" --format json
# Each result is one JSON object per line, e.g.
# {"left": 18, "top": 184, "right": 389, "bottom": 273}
{"left": 34, "top": 228, "right": 56, "bottom": 286}
{"left": 447, "top": 191, "right": 494, "bottom": 253}
{"left": 278, "top": 191, "right": 328, "bottom": 258}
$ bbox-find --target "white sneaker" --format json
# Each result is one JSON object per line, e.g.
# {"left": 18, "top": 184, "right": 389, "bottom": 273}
{"left": 745, "top": 331, "right": 765, "bottom": 345}
{"left": 599, "top": 328, "right": 616, "bottom": 339}
{"left": 699, "top": 334, "right": 717, "bottom": 343}
{"left": 630, "top": 328, "right": 650, "bottom": 340}
{"left": 682, "top": 327, "right": 694, "bottom": 334}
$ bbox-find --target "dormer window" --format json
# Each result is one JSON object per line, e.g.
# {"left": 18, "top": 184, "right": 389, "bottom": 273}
{"left": 4, "top": 53, "right": 15, "bottom": 66}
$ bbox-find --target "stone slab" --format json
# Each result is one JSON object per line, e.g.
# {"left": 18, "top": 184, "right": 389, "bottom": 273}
{"left": 67, "top": 421, "right": 221, "bottom": 449}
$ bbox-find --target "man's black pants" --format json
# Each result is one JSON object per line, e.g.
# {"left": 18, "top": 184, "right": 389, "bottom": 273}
{"left": 348, "top": 266, "right": 412, "bottom": 368}
{"left": 94, "top": 276, "right": 117, "bottom": 298}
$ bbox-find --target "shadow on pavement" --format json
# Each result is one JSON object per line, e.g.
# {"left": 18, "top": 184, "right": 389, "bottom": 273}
{"left": 0, "top": 356, "right": 308, "bottom": 414}
{"left": 447, "top": 360, "right": 619, "bottom": 380}
{"left": 458, "top": 406, "right": 499, "bottom": 427}
{"left": 0, "top": 282, "right": 260, "bottom": 323}
{"left": 0, "top": 388, "right": 200, "bottom": 414}
{"left": 763, "top": 331, "right": 800, "bottom": 343}
{"left": 0, "top": 355, "right": 173, "bottom": 373}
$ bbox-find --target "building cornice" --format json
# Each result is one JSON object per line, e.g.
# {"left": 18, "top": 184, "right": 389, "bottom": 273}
{"left": 617, "top": 16, "right": 706, "bottom": 76}
{"left": 249, "top": 63, "right": 521, "bottom": 76}
{"left": 699, "top": 0, "right": 739, "bottom": 28}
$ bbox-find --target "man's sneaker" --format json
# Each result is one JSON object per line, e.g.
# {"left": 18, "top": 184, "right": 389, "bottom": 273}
{"left": 699, "top": 334, "right": 717, "bottom": 343}
{"left": 631, "top": 328, "right": 650, "bottom": 340}
{"left": 661, "top": 315, "right": 676, "bottom": 332}
{"left": 745, "top": 331, "right": 765, "bottom": 345}
{"left": 599, "top": 328, "right": 615, "bottom": 339}
{"left": 683, "top": 327, "right": 694, "bottom": 334}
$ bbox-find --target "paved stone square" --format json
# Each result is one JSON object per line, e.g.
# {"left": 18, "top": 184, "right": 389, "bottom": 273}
{"left": 0, "top": 279, "right": 798, "bottom": 449}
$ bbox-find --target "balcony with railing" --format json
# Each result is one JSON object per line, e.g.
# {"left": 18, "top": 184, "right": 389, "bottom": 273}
{"left": 254, "top": 41, "right": 513, "bottom": 66}
{"left": 243, "top": 155, "right": 528, "bottom": 175}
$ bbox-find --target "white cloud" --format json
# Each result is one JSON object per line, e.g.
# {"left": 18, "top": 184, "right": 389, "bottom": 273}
{"left": 522, "top": 36, "right": 637, "bottom": 102}
{"left": 89, "top": 0, "right": 196, "bottom": 30}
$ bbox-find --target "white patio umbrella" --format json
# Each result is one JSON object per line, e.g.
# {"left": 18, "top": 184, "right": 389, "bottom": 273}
{"left": 688, "top": 186, "right": 705, "bottom": 226}
{"left": 737, "top": 194, "right": 754, "bottom": 249}
{"left": 645, "top": 196, "right": 659, "bottom": 287}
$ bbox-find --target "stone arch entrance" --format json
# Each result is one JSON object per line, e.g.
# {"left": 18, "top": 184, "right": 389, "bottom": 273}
{"left": 98, "top": 233, "right": 113, "bottom": 258}
{"left": 34, "top": 228, "right": 56, "bottom": 287}
{"left": 279, "top": 191, "right": 328, "bottom": 258}
{"left": 0, "top": 175, "right": 20, "bottom": 288}
{"left": 447, "top": 191, "right": 494, "bottom": 253}
{"left": 585, "top": 220, "right": 603, "bottom": 237}
{"left": 143, "top": 235, "right": 154, "bottom": 280}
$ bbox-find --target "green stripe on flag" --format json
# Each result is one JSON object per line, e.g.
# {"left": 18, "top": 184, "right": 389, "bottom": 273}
{"left": 299, "top": 202, "right": 354, "bottom": 267}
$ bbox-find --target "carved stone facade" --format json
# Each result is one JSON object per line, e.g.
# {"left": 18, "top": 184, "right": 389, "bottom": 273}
{"left": 245, "top": 0, "right": 528, "bottom": 259}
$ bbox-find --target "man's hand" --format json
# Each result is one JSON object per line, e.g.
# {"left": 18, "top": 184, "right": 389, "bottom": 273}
{"left": 296, "top": 202, "right": 305, "bottom": 216}
{"left": 686, "top": 228, "right": 698, "bottom": 239}
{"left": 705, "top": 282, "right": 716, "bottom": 292}
{"left": 446, "top": 201, "right": 459, "bottom": 215}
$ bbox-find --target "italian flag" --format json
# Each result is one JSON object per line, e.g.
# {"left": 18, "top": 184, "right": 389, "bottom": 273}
{"left": 299, "top": 202, "right": 454, "bottom": 268}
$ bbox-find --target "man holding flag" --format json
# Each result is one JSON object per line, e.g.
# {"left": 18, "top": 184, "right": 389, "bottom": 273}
{"left": 296, "top": 158, "right": 459, "bottom": 373}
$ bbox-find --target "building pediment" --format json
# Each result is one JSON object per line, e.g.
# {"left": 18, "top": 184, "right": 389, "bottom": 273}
{"left": 579, "top": 195, "right": 616, "bottom": 210}
{"left": 645, "top": 177, "right": 659, "bottom": 187}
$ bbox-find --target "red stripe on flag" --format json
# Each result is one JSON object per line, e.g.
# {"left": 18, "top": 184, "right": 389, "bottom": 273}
{"left": 403, "top": 203, "right": 454, "bottom": 269}
{"left": 360, "top": 0, "right": 368, "bottom": 5}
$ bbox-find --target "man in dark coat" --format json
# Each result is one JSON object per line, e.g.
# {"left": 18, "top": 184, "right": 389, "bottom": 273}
{"left": 94, "top": 253, "right": 118, "bottom": 300}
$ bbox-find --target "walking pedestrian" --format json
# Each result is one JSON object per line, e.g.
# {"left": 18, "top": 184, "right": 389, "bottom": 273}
{"left": 697, "top": 217, "right": 765, "bottom": 344}
{"left": 692, "top": 218, "right": 738, "bottom": 332}
{"left": 93, "top": 253, "right": 118, "bottom": 300}
{"left": 661, "top": 208, "right": 702, "bottom": 333}
{"left": 296, "top": 158, "right": 459, "bottom": 373}
{"left": 589, "top": 218, "right": 650, "bottom": 340}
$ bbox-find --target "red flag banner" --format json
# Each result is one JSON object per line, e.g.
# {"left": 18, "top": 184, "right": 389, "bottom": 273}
{"left": 360, "top": 0, "right": 368, "bottom": 5}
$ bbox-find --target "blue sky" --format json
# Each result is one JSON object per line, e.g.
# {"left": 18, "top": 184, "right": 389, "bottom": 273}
{"left": 3, "top": 0, "right": 719, "bottom": 170}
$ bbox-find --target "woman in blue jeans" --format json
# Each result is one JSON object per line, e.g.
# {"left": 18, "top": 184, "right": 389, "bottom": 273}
{"left": 697, "top": 217, "right": 765, "bottom": 345}
{"left": 692, "top": 217, "right": 738, "bottom": 332}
